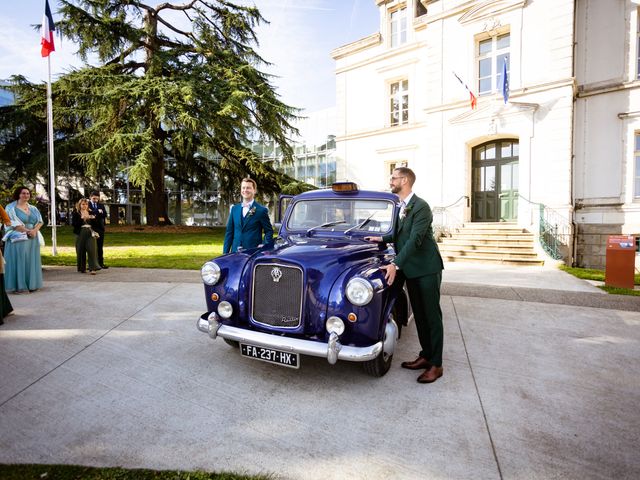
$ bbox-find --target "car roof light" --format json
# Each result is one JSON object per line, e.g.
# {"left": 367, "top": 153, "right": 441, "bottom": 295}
{"left": 332, "top": 182, "right": 359, "bottom": 193}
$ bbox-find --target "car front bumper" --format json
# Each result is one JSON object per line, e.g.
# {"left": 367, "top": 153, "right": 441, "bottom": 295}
{"left": 197, "top": 312, "right": 382, "bottom": 364}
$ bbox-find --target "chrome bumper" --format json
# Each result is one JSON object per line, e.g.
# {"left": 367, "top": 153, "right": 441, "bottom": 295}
{"left": 197, "top": 313, "right": 382, "bottom": 364}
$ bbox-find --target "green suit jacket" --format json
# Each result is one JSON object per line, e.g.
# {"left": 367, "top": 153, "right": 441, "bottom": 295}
{"left": 382, "top": 194, "right": 444, "bottom": 279}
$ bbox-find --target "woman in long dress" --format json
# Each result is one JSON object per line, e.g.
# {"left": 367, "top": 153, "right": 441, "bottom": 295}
{"left": 3, "top": 186, "right": 44, "bottom": 293}
{"left": 0, "top": 205, "right": 14, "bottom": 323}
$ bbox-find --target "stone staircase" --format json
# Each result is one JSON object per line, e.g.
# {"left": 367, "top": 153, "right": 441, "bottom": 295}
{"left": 437, "top": 222, "right": 545, "bottom": 266}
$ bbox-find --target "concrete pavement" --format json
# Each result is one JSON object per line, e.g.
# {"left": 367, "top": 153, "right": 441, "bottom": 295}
{"left": 0, "top": 264, "right": 639, "bottom": 479}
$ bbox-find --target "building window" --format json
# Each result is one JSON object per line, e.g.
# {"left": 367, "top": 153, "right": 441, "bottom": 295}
{"left": 635, "top": 133, "right": 640, "bottom": 197}
{"left": 415, "top": 1, "right": 428, "bottom": 18}
{"left": 477, "top": 32, "right": 510, "bottom": 95}
{"left": 387, "top": 161, "right": 408, "bottom": 177}
{"left": 390, "top": 7, "right": 407, "bottom": 48}
{"left": 389, "top": 80, "right": 409, "bottom": 126}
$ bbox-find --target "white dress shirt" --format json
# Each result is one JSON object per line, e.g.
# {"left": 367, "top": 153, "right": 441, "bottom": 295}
{"left": 242, "top": 201, "right": 253, "bottom": 217}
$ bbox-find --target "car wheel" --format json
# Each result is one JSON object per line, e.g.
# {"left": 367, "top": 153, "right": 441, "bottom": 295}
{"left": 224, "top": 339, "right": 239, "bottom": 348}
{"left": 363, "top": 315, "right": 398, "bottom": 377}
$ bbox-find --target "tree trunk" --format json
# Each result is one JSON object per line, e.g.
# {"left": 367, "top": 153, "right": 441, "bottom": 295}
{"left": 142, "top": 10, "right": 170, "bottom": 226}
{"left": 145, "top": 153, "right": 171, "bottom": 226}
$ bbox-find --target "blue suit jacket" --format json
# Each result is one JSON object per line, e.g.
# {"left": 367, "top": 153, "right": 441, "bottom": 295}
{"left": 88, "top": 201, "right": 107, "bottom": 233}
{"left": 223, "top": 201, "right": 274, "bottom": 254}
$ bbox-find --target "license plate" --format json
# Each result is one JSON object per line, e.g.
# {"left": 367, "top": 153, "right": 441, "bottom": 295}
{"left": 240, "top": 343, "right": 300, "bottom": 369}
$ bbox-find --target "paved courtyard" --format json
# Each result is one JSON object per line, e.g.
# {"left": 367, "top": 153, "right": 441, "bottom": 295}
{"left": 0, "top": 265, "right": 639, "bottom": 479}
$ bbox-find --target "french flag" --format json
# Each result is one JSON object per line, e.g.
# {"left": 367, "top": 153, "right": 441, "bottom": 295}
{"left": 41, "top": 0, "right": 55, "bottom": 57}
{"left": 453, "top": 71, "right": 478, "bottom": 110}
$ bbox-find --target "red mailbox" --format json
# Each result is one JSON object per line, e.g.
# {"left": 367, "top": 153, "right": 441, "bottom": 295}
{"left": 605, "top": 235, "right": 636, "bottom": 289}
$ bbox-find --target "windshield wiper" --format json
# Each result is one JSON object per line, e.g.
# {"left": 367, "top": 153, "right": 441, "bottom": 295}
{"left": 305, "top": 220, "right": 346, "bottom": 235}
{"left": 344, "top": 212, "right": 377, "bottom": 234}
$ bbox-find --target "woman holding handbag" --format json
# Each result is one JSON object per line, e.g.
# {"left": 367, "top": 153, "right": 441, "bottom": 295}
{"left": 71, "top": 198, "right": 100, "bottom": 274}
{"left": 0, "top": 204, "right": 14, "bottom": 323}
{"left": 3, "top": 186, "right": 44, "bottom": 293}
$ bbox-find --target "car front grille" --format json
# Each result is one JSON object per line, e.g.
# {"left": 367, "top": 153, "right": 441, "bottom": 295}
{"left": 251, "top": 264, "right": 303, "bottom": 328}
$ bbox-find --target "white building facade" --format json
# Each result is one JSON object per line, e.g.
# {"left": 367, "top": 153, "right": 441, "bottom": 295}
{"left": 573, "top": 0, "right": 640, "bottom": 268}
{"left": 332, "top": 0, "right": 640, "bottom": 268}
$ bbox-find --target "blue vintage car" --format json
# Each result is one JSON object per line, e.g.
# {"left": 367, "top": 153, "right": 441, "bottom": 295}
{"left": 196, "top": 182, "right": 412, "bottom": 376}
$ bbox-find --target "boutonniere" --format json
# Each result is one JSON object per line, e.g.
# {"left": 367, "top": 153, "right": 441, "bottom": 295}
{"left": 399, "top": 203, "right": 413, "bottom": 220}
{"left": 247, "top": 206, "right": 257, "bottom": 217}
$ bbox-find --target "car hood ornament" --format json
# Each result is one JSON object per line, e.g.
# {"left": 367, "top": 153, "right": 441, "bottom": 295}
{"left": 271, "top": 266, "right": 283, "bottom": 283}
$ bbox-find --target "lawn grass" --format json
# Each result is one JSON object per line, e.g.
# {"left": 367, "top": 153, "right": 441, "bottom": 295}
{"left": 559, "top": 264, "right": 640, "bottom": 296}
{"left": 0, "top": 464, "right": 272, "bottom": 480}
{"left": 40, "top": 226, "right": 224, "bottom": 270}
{"left": 599, "top": 285, "right": 640, "bottom": 296}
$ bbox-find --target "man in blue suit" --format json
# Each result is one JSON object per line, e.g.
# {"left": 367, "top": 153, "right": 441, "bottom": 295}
{"left": 89, "top": 191, "right": 108, "bottom": 269}
{"left": 223, "top": 178, "right": 274, "bottom": 254}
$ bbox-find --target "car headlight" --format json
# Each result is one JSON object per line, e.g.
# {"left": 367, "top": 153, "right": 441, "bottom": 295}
{"left": 201, "top": 261, "right": 221, "bottom": 285}
{"left": 217, "top": 301, "right": 233, "bottom": 319}
{"left": 345, "top": 277, "right": 374, "bottom": 306}
{"left": 326, "top": 316, "right": 345, "bottom": 335}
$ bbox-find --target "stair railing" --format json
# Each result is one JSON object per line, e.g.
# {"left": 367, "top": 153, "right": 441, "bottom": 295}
{"left": 517, "top": 194, "right": 573, "bottom": 261}
{"left": 432, "top": 195, "right": 469, "bottom": 240}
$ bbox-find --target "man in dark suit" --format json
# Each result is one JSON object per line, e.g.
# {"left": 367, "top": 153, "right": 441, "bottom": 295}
{"left": 223, "top": 178, "right": 274, "bottom": 254}
{"left": 89, "top": 191, "right": 108, "bottom": 269}
{"left": 366, "top": 167, "right": 444, "bottom": 384}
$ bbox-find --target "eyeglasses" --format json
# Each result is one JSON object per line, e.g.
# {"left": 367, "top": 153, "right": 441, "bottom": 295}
{"left": 390, "top": 176, "right": 406, "bottom": 181}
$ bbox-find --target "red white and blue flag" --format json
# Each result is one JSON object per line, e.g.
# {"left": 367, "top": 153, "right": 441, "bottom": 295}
{"left": 453, "top": 71, "right": 477, "bottom": 109}
{"left": 41, "top": 0, "right": 56, "bottom": 57}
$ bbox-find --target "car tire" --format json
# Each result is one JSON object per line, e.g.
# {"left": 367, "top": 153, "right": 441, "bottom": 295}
{"left": 363, "top": 315, "right": 398, "bottom": 377}
{"left": 224, "top": 339, "right": 240, "bottom": 348}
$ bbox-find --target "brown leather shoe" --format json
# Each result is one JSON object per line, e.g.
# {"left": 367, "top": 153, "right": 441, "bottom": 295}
{"left": 401, "top": 357, "right": 432, "bottom": 370}
{"left": 417, "top": 366, "right": 443, "bottom": 384}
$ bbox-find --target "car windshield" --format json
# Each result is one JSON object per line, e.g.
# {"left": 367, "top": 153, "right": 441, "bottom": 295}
{"left": 287, "top": 199, "right": 395, "bottom": 234}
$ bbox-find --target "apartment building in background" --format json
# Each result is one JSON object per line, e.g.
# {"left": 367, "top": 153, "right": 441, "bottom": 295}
{"left": 266, "top": 107, "right": 338, "bottom": 189}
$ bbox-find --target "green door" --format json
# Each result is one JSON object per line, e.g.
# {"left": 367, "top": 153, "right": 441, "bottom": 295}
{"left": 472, "top": 140, "right": 519, "bottom": 222}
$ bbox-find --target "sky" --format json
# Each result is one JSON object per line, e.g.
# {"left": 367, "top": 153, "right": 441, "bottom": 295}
{"left": 0, "top": 0, "right": 380, "bottom": 113}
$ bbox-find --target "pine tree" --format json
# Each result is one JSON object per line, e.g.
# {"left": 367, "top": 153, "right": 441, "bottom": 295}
{"left": 0, "top": 75, "right": 93, "bottom": 198}
{"left": 48, "top": 0, "right": 305, "bottom": 225}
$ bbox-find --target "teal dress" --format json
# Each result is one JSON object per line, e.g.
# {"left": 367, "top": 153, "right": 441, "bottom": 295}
{"left": 3, "top": 203, "right": 43, "bottom": 293}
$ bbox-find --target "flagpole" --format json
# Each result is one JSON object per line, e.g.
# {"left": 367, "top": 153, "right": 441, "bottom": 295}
{"left": 46, "top": 55, "right": 57, "bottom": 255}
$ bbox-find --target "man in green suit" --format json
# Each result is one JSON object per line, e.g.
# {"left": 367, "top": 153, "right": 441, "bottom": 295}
{"left": 366, "top": 167, "right": 445, "bottom": 383}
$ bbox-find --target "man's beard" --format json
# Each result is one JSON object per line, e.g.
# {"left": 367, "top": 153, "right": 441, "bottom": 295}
{"left": 390, "top": 185, "right": 400, "bottom": 194}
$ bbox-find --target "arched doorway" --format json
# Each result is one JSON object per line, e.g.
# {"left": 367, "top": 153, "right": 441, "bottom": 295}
{"left": 471, "top": 139, "right": 519, "bottom": 222}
